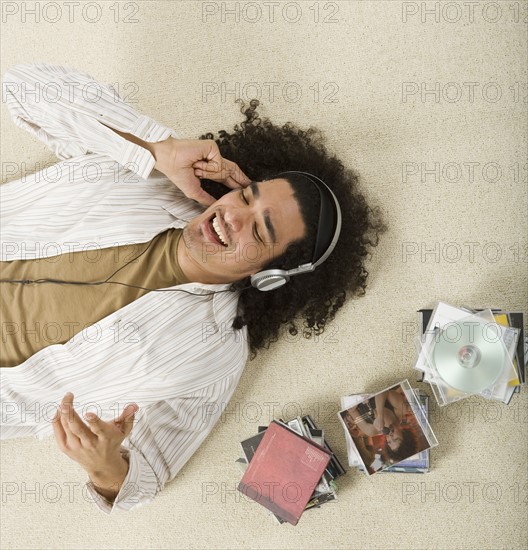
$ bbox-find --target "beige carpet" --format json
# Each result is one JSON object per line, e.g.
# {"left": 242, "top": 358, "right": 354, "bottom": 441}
{"left": 1, "top": 1, "right": 526, "bottom": 549}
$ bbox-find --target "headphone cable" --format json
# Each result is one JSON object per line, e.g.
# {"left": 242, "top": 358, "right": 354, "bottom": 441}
{"left": 0, "top": 237, "right": 252, "bottom": 296}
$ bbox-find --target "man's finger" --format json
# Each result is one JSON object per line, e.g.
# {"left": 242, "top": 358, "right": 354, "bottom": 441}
{"left": 59, "top": 393, "right": 79, "bottom": 446}
{"left": 52, "top": 407, "right": 67, "bottom": 449}
{"left": 115, "top": 404, "right": 138, "bottom": 423}
{"left": 121, "top": 413, "right": 136, "bottom": 438}
{"left": 115, "top": 405, "right": 139, "bottom": 433}
{"left": 115, "top": 405, "right": 138, "bottom": 437}
{"left": 223, "top": 161, "right": 251, "bottom": 186}
{"left": 60, "top": 393, "right": 96, "bottom": 446}
{"left": 193, "top": 159, "right": 229, "bottom": 174}
{"left": 193, "top": 161, "right": 224, "bottom": 175}
{"left": 223, "top": 174, "right": 246, "bottom": 190}
{"left": 236, "top": 175, "right": 252, "bottom": 187}
{"left": 193, "top": 165, "right": 249, "bottom": 189}
{"left": 185, "top": 186, "right": 215, "bottom": 207}
{"left": 192, "top": 160, "right": 217, "bottom": 171}
{"left": 83, "top": 412, "right": 110, "bottom": 439}
{"left": 192, "top": 159, "right": 251, "bottom": 186}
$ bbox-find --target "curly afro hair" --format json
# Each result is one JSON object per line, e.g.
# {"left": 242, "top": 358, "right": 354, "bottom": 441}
{"left": 198, "top": 99, "right": 386, "bottom": 360}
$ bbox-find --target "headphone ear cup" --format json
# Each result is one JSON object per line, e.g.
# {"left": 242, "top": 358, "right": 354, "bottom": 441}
{"left": 250, "top": 269, "right": 290, "bottom": 292}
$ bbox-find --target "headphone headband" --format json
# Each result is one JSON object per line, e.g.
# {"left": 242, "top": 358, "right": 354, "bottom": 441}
{"left": 250, "top": 171, "right": 342, "bottom": 291}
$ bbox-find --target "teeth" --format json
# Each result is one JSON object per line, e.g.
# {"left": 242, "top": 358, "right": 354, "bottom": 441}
{"left": 212, "top": 216, "right": 228, "bottom": 246}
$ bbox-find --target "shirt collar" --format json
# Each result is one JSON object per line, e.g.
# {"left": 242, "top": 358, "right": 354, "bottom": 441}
{"left": 161, "top": 199, "right": 207, "bottom": 222}
{"left": 172, "top": 282, "right": 241, "bottom": 328}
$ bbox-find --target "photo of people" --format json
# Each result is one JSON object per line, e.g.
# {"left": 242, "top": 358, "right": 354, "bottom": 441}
{"left": 338, "top": 382, "right": 434, "bottom": 475}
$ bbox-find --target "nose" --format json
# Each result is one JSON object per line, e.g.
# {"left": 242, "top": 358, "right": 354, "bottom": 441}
{"left": 223, "top": 204, "right": 246, "bottom": 234}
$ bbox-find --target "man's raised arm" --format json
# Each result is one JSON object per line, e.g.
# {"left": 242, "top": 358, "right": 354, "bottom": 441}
{"left": 2, "top": 61, "right": 178, "bottom": 180}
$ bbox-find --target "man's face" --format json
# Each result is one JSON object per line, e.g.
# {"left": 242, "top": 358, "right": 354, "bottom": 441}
{"left": 178, "top": 178, "right": 306, "bottom": 284}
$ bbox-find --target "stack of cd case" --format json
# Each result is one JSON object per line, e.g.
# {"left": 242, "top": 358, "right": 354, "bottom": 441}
{"left": 340, "top": 389, "right": 431, "bottom": 473}
{"left": 338, "top": 380, "right": 438, "bottom": 475}
{"left": 235, "top": 415, "right": 346, "bottom": 525}
{"left": 414, "top": 302, "right": 522, "bottom": 406}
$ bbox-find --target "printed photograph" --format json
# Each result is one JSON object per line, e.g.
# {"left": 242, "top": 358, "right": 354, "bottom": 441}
{"left": 339, "top": 383, "right": 432, "bottom": 475}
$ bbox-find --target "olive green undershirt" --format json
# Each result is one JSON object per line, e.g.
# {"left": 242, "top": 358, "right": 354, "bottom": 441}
{"left": 0, "top": 228, "right": 188, "bottom": 368}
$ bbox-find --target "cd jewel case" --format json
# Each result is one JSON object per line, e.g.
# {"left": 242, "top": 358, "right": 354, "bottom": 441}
{"left": 337, "top": 380, "right": 438, "bottom": 475}
{"left": 341, "top": 390, "right": 431, "bottom": 473}
{"left": 414, "top": 304, "right": 520, "bottom": 406}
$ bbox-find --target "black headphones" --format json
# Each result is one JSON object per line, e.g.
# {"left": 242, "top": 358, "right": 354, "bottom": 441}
{"left": 250, "top": 171, "right": 342, "bottom": 292}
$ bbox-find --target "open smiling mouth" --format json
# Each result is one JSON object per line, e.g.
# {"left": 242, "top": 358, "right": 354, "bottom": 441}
{"left": 206, "top": 214, "right": 229, "bottom": 247}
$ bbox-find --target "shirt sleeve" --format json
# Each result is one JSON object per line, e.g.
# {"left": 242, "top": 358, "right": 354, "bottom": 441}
{"left": 1, "top": 61, "right": 179, "bottom": 180}
{"left": 85, "top": 372, "right": 242, "bottom": 514}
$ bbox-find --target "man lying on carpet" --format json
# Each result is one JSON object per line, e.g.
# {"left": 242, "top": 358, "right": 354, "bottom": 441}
{"left": 0, "top": 62, "right": 384, "bottom": 513}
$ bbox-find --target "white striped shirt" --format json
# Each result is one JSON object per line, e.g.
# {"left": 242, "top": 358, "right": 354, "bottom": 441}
{"left": 0, "top": 62, "right": 249, "bottom": 514}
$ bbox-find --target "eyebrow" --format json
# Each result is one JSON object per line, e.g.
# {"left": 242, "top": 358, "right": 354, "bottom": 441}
{"left": 250, "top": 181, "right": 277, "bottom": 243}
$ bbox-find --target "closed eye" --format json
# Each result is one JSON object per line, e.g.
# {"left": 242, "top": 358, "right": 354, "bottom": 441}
{"left": 240, "top": 189, "right": 262, "bottom": 243}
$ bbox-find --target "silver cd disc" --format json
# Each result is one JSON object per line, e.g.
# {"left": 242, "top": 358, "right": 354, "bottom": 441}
{"left": 432, "top": 321, "right": 505, "bottom": 393}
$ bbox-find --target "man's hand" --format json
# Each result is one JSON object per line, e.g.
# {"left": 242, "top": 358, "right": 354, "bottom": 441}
{"left": 152, "top": 137, "right": 252, "bottom": 206}
{"left": 52, "top": 392, "right": 137, "bottom": 477}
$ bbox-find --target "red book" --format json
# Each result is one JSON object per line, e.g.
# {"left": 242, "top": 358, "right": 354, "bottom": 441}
{"left": 237, "top": 420, "right": 332, "bottom": 525}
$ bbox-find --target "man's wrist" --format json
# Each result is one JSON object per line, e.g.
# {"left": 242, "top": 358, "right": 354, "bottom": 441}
{"left": 100, "top": 123, "right": 160, "bottom": 167}
{"left": 87, "top": 455, "right": 129, "bottom": 503}
{"left": 149, "top": 137, "right": 179, "bottom": 174}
